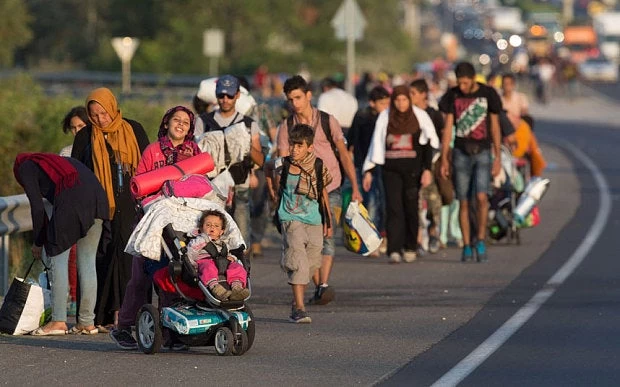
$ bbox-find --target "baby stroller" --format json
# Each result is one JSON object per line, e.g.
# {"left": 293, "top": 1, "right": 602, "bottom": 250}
{"left": 487, "top": 145, "right": 528, "bottom": 244}
{"left": 127, "top": 196, "right": 255, "bottom": 356}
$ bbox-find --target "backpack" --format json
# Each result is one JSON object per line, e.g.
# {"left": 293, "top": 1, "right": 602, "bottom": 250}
{"left": 201, "top": 111, "right": 254, "bottom": 184}
{"left": 286, "top": 110, "right": 345, "bottom": 185}
{"left": 272, "top": 157, "right": 330, "bottom": 234}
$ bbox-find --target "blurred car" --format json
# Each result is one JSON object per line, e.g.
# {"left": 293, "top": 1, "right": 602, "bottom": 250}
{"left": 578, "top": 56, "right": 619, "bottom": 82}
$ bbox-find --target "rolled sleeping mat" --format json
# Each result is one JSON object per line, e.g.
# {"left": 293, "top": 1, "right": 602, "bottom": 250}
{"left": 130, "top": 152, "right": 215, "bottom": 198}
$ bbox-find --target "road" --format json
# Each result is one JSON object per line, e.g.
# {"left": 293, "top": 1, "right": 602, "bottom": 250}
{"left": 0, "top": 91, "right": 618, "bottom": 386}
{"left": 382, "top": 111, "right": 620, "bottom": 386}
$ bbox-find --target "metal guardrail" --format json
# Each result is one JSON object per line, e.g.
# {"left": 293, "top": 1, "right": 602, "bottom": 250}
{"left": 0, "top": 194, "right": 38, "bottom": 296}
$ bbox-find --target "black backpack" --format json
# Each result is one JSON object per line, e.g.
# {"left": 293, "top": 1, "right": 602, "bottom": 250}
{"left": 201, "top": 111, "right": 254, "bottom": 184}
{"left": 272, "top": 157, "right": 330, "bottom": 234}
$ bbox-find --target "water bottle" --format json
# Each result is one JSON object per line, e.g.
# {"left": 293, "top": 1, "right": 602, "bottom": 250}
{"left": 117, "top": 163, "right": 124, "bottom": 192}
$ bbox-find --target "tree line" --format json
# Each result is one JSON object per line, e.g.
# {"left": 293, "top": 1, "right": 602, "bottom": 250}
{"left": 2, "top": 0, "right": 426, "bottom": 76}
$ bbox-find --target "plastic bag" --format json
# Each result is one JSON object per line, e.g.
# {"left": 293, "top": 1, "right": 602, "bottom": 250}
{"left": 518, "top": 205, "right": 540, "bottom": 228}
{"left": 343, "top": 201, "right": 383, "bottom": 256}
{"left": 0, "top": 260, "right": 45, "bottom": 335}
{"left": 210, "top": 169, "right": 235, "bottom": 208}
{"left": 37, "top": 271, "right": 52, "bottom": 326}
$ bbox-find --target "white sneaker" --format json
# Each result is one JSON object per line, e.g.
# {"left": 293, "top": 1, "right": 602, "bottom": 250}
{"left": 403, "top": 250, "right": 417, "bottom": 263}
{"left": 379, "top": 238, "right": 388, "bottom": 254}
{"left": 388, "top": 252, "right": 402, "bottom": 264}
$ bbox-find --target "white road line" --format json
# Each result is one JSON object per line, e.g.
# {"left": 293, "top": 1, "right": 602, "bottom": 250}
{"left": 431, "top": 140, "right": 612, "bottom": 387}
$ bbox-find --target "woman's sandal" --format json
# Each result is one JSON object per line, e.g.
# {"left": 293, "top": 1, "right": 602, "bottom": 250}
{"left": 69, "top": 325, "right": 99, "bottom": 335}
{"left": 95, "top": 324, "right": 114, "bottom": 334}
{"left": 31, "top": 326, "right": 67, "bottom": 336}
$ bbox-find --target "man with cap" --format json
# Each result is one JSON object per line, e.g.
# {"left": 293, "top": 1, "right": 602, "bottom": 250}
{"left": 198, "top": 75, "right": 264, "bottom": 251}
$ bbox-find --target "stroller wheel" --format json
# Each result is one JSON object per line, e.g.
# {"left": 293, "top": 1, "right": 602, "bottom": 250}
{"left": 232, "top": 328, "right": 248, "bottom": 356}
{"left": 136, "top": 304, "right": 163, "bottom": 354}
{"left": 214, "top": 327, "right": 234, "bottom": 356}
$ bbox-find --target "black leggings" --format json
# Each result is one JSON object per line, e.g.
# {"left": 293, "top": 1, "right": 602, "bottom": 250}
{"left": 382, "top": 167, "right": 420, "bottom": 255}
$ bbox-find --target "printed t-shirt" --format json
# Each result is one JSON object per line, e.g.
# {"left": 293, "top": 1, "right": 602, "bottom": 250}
{"left": 439, "top": 83, "right": 502, "bottom": 152}
{"left": 277, "top": 173, "right": 321, "bottom": 225}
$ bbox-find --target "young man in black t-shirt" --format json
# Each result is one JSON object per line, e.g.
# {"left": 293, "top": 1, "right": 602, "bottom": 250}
{"left": 439, "top": 62, "right": 502, "bottom": 263}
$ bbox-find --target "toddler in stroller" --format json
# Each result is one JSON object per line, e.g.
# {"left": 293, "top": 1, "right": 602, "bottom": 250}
{"left": 127, "top": 196, "right": 254, "bottom": 356}
{"left": 186, "top": 209, "right": 250, "bottom": 302}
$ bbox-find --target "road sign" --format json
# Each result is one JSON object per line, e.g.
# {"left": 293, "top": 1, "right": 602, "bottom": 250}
{"left": 203, "top": 29, "right": 225, "bottom": 76}
{"left": 111, "top": 37, "right": 140, "bottom": 62}
{"left": 110, "top": 37, "right": 140, "bottom": 93}
{"left": 331, "top": 0, "right": 367, "bottom": 94}
{"left": 203, "top": 29, "right": 225, "bottom": 57}
{"left": 331, "top": 0, "right": 367, "bottom": 41}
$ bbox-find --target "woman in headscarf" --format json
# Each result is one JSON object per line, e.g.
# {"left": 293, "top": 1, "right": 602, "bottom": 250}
{"left": 72, "top": 87, "right": 150, "bottom": 331}
{"left": 110, "top": 106, "right": 202, "bottom": 350}
{"left": 362, "top": 85, "right": 439, "bottom": 264}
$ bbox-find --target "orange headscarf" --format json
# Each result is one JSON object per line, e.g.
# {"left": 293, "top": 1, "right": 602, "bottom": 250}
{"left": 86, "top": 87, "right": 141, "bottom": 219}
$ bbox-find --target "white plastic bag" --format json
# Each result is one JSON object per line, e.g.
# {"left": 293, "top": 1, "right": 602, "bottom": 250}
{"left": 343, "top": 201, "right": 383, "bottom": 256}
{"left": 210, "top": 169, "right": 235, "bottom": 208}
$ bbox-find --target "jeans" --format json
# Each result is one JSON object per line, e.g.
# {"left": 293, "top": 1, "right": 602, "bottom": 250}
{"left": 250, "top": 169, "right": 268, "bottom": 245}
{"left": 452, "top": 147, "right": 492, "bottom": 201}
{"left": 46, "top": 219, "right": 102, "bottom": 326}
{"left": 233, "top": 186, "right": 251, "bottom": 250}
{"left": 356, "top": 167, "right": 385, "bottom": 234}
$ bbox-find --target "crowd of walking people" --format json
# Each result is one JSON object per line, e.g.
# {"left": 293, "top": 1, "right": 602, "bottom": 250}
{"left": 15, "top": 59, "right": 546, "bottom": 343}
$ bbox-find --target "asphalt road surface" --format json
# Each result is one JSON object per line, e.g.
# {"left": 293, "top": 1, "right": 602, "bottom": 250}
{"left": 0, "top": 94, "right": 618, "bottom": 386}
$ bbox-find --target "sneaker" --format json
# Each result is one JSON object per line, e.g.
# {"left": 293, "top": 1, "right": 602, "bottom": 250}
{"left": 428, "top": 236, "right": 440, "bottom": 254}
{"left": 379, "top": 237, "right": 388, "bottom": 254}
{"left": 251, "top": 243, "right": 263, "bottom": 257}
{"left": 164, "top": 337, "right": 189, "bottom": 351}
{"left": 289, "top": 308, "right": 312, "bottom": 323}
{"left": 109, "top": 328, "right": 137, "bottom": 350}
{"left": 403, "top": 250, "right": 417, "bottom": 263}
{"left": 416, "top": 245, "right": 427, "bottom": 257}
{"left": 475, "top": 240, "right": 488, "bottom": 263}
{"left": 307, "top": 285, "right": 335, "bottom": 305}
{"left": 388, "top": 252, "right": 402, "bottom": 264}
{"left": 229, "top": 286, "right": 250, "bottom": 301}
{"left": 461, "top": 245, "right": 473, "bottom": 262}
{"left": 210, "top": 283, "right": 232, "bottom": 301}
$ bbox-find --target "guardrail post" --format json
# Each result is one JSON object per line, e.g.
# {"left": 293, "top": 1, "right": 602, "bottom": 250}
{"left": 1, "top": 235, "right": 8, "bottom": 297}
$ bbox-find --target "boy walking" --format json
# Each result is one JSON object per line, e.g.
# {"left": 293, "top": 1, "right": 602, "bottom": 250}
{"left": 270, "top": 124, "right": 332, "bottom": 323}
{"left": 277, "top": 75, "right": 362, "bottom": 306}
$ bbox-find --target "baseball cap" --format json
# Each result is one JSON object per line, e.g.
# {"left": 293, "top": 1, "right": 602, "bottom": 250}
{"left": 215, "top": 75, "right": 240, "bottom": 96}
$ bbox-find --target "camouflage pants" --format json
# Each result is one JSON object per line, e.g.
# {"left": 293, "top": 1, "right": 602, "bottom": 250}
{"left": 419, "top": 181, "right": 442, "bottom": 235}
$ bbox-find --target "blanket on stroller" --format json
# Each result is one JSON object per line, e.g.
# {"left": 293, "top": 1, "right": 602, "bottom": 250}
{"left": 125, "top": 197, "right": 245, "bottom": 261}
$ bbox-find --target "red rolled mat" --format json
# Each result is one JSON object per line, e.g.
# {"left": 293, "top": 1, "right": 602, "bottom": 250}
{"left": 130, "top": 152, "right": 215, "bottom": 198}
